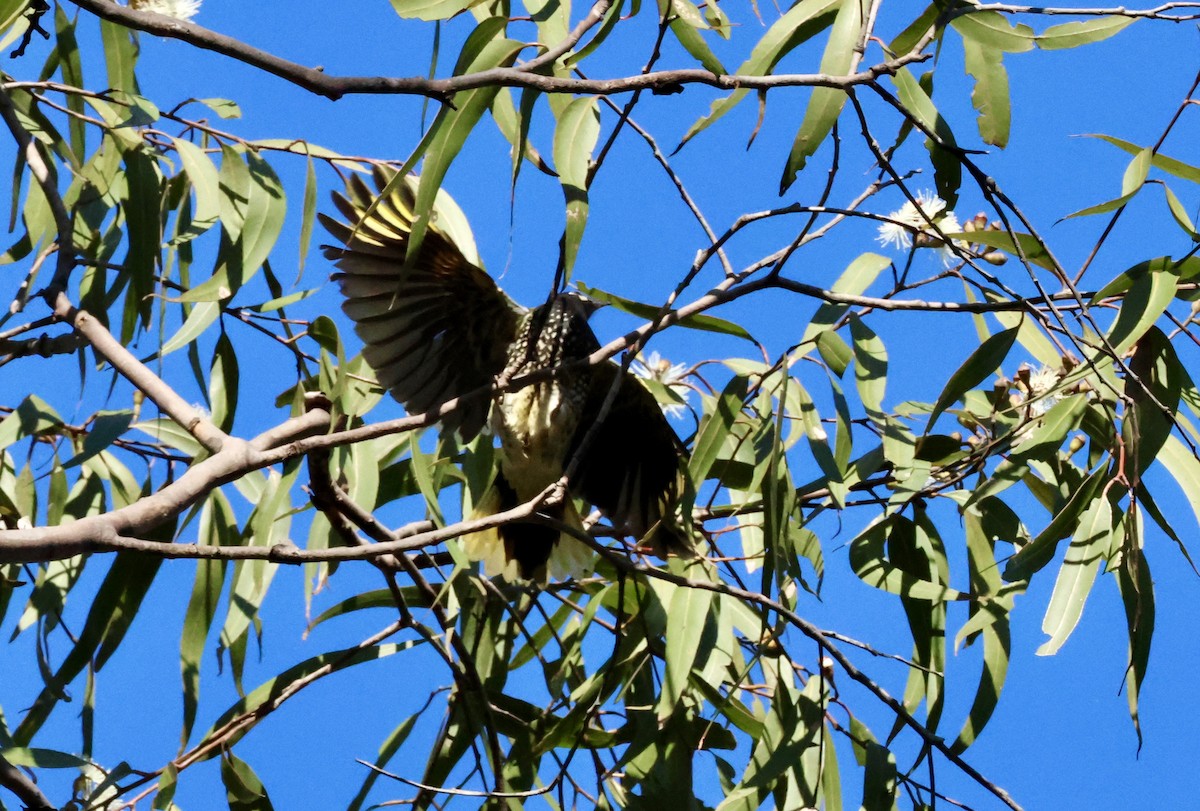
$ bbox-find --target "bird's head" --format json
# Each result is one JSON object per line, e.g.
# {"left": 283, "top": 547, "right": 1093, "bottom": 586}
{"left": 557, "top": 290, "right": 604, "bottom": 321}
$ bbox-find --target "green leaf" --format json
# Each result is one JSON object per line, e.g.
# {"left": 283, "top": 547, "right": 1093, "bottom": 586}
{"left": 677, "top": 0, "right": 840, "bottom": 149}
{"left": 892, "top": 67, "right": 961, "bottom": 203}
{"left": 0, "top": 395, "right": 61, "bottom": 454}
{"left": 221, "top": 750, "right": 275, "bottom": 811}
{"left": 801, "top": 252, "right": 890, "bottom": 345}
{"left": 296, "top": 154, "right": 317, "bottom": 279}
{"left": 347, "top": 712, "right": 425, "bottom": 811}
{"left": 849, "top": 315, "right": 886, "bottom": 416}
{"left": 1115, "top": 543, "right": 1153, "bottom": 748}
{"left": 52, "top": 6, "right": 86, "bottom": 158}
{"left": 889, "top": 4, "right": 939, "bottom": 56}
{"left": 1062, "top": 146, "right": 1151, "bottom": 219}
{"left": 493, "top": 88, "right": 553, "bottom": 185}
{"left": 1086, "top": 133, "right": 1200, "bottom": 184}
{"left": 170, "top": 137, "right": 221, "bottom": 245}
{"left": 553, "top": 96, "right": 601, "bottom": 279}
{"left": 245, "top": 140, "right": 361, "bottom": 167}
{"left": 309, "top": 590, "right": 427, "bottom": 632}
{"left": 962, "top": 36, "right": 1010, "bottom": 147}
{"left": 131, "top": 416, "right": 204, "bottom": 457}
{"left": 99, "top": 18, "right": 139, "bottom": 93}
{"left": 565, "top": 0, "right": 623, "bottom": 66}
{"left": 389, "top": 0, "right": 473, "bottom": 21}
{"left": 194, "top": 97, "right": 242, "bottom": 119}
{"left": 209, "top": 332, "right": 240, "bottom": 434}
{"left": 250, "top": 288, "right": 319, "bottom": 312}
{"left": 403, "top": 20, "right": 523, "bottom": 263}
{"left": 182, "top": 147, "right": 285, "bottom": 304}
{"left": 815, "top": 330, "right": 852, "bottom": 376}
{"left": 62, "top": 410, "right": 133, "bottom": 469}
{"left": 1012, "top": 393, "right": 1088, "bottom": 456}
{"left": 1036, "top": 16, "right": 1134, "bottom": 50}
{"left": 0, "top": 747, "right": 89, "bottom": 769}
{"left": 1161, "top": 182, "right": 1200, "bottom": 241}
{"left": 950, "top": 229, "right": 1055, "bottom": 271}
{"left": 118, "top": 144, "right": 163, "bottom": 336}
{"left": 181, "top": 492, "right": 235, "bottom": 746}
{"left": 154, "top": 764, "right": 179, "bottom": 810}
{"left": 1004, "top": 465, "right": 1108, "bottom": 581}
{"left": 660, "top": 567, "right": 715, "bottom": 718}
{"left": 1156, "top": 432, "right": 1200, "bottom": 538}
{"left": 159, "top": 300, "right": 221, "bottom": 357}
{"left": 665, "top": 0, "right": 726, "bottom": 74}
{"left": 576, "top": 282, "right": 754, "bottom": 341}
{"left": 950, "top": 11, "right": 1035, "bottom": 53}
{"left": 794, "top": 378, "right": 846, "bottom": 506}
{"left": 1091, "top": 255, "right": 1200, "bottom": 300}
{"left": 1037, "top": 496, "right": 1112, "bottom": 656}
{"left": 0, "top": 0, "right": 35, "bottom": 53}
{"left": 690, "top": 374, "right": 749, "bottom": 484}
{"left": 1123, "top": 327, "right": 1182, "bottom": 482}
{"left": 927, "top": 326, "right": 1018, "bottom": 430}
{"left": 860, "top": 741, "right": 898, "bottom": 809}
{"left": 1103, "top": 255, "right": 1180, "bottom": 357}
{"left": 236, "top": 151, "right": 287, "bottom": 288}
{"left": 951, "top": 512, "right": 1011, "bottom": 752}
{"left": 849, "top": 517, "right": 965, "bottom": 601}
{"left": 780, "top": 0, "right": 863, "bottom": 192}
{"left": 408, "top": 433, "right": 445, "bottom": 526}
{"left": 219, "top": 469, "right": 290, "bottom": 662}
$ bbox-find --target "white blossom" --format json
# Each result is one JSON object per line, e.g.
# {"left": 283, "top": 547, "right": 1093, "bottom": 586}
{"left": 129, "top": 0, "right": 201, "bottom": 21}
{"left": 631, "top": 351, "right": 690, "bottom": 419}
{"left": 876, "top": 190, "right": 963, "bottom": 264}
{"left": 1009, "top": 363, "right": 1065, "bottom": 448}
{"left": 1021, "top": 363, "right": 1061, "bottom": 417}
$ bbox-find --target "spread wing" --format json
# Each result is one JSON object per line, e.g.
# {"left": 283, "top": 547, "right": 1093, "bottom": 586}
{"left": 321, "top": 167, "right": 525, "bottom": 440}
{"left": 569, "top": 364, "right": 692, "bottom": 554}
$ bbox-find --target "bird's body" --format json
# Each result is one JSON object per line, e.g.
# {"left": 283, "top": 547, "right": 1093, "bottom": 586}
{"left": 496, "top": 296, "right": 599, "bottom": 494}
{"left": 321, "top": 168, "right": 690, "bottom": 580}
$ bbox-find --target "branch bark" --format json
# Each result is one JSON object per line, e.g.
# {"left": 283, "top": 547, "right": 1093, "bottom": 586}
{"left": 67, "top": 0, "right": 929, "bottom": 101}
{"left": 0, "top": 753, "right": 56, "bottom": 811}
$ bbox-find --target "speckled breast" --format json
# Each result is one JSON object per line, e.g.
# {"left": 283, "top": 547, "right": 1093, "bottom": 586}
{"left": 492, "top": 297, "right": 599, "bottom": 499}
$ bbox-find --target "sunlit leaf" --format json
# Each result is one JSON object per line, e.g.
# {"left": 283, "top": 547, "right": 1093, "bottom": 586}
{"left": 388, "top": 0, "right": 473, "bottom": 20}
{"left": 553, "top": 96, "right": 600, "bottom": 279}
{"left": 1037, "top": 16, "right": 1134, "bottom": 50}
{"left": 1037, "top": 496, "right": 1112, "bottom": 656}
{"left": 962, "top": 36, "right": 1010, "bottom": 147}
{"left": 678, "top": 0, "right": 840, "bottom": 149}
{"left": 950, "top": 10, "right": 1035, "bottom": 53}
{"left": 577, "top": 282, "right": 754, "bottom": 341}
{"left": 781, "top": 0, "right": 862, "bottom": 191}
{"left": 1062, "top": 146, "right": 1151, "bottom": 219}
{"left": 927, "top": 326, "right": 1018, "bottom": 430}
{"left": 849, "top": 517, "right": 965, "bottom": 601}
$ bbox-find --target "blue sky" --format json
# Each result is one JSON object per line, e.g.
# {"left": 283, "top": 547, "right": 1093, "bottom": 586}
{"left": 4, "top": 2, "right": 1200, "bottom": 809}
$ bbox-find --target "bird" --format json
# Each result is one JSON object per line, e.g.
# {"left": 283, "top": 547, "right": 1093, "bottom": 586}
{"left": 320, "top": 166, "right": 692, "bottom": 581}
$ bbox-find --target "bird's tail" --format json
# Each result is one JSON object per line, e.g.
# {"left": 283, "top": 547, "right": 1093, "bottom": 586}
{"left": 460, "top": 472, "right": 592, "bottom": 583}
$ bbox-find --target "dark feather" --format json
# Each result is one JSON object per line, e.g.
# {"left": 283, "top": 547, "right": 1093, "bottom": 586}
{"left": 321, "top": 167, "right": 524, "bottom": 440}
{"left": 570, "top": 364, "right": 690, "bottom": 555}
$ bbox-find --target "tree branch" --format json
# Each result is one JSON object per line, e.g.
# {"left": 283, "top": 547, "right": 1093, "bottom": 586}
{"left": 0, "top": 752, "right": 56, "bottom": 811}
{"left": 67, "top": 0, "right": 929, "bottom": 101}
